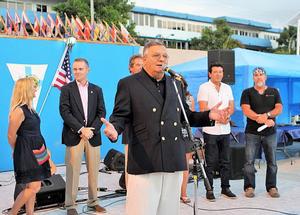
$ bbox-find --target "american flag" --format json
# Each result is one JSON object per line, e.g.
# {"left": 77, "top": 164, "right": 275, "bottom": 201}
{"left": 53, "top": 49, "right": 72, "bottom": 89}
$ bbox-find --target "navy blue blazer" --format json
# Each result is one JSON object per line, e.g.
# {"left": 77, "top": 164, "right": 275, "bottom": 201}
{"left": 110, "top": 69, "right": 213, "bottom": 174}
{"left": 59, "top": 81, "right": 106, "bottom": 147}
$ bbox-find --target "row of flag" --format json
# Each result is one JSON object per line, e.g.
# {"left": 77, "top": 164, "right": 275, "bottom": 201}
{"left": 0, "top": 9, "right": 137, "bottom": 44}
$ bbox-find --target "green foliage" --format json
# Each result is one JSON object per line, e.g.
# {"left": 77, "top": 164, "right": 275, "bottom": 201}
{"left": 190, "top": 19, "right": 243, "bottom": 50}
{"left": 53, "top": 0, "right": 136, "bottom": 36}
{"left": 53, "top": 0, "right": 90, "bottom": 18}
{"left": 93, "top": 0, "right": 133, "bottom": 25}
{"left": 275, "top": 26, "right": 297, "bottom": 54}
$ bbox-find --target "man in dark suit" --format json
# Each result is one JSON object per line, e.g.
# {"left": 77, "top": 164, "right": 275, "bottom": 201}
{"left": 59, "top": 58, "right": 106, "bottom": 215}
{"left": 101, "top": 41, "right": 228, "bottom": 215}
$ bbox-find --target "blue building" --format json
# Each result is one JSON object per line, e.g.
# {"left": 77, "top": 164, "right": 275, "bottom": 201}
{"left": 130, "top": 6, "right": 282, "bottom": 51}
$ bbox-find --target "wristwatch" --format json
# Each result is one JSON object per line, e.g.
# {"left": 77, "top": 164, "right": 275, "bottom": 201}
{"left": 267, "top": 112, "right": 271, "bottom": 117}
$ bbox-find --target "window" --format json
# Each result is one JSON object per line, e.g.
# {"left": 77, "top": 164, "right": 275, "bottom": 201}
{"left": 157, "top": 20, "right": 162, "bottom": 28}
{"left": 133, "top": 13, "right": 139, "bottom": 24}
{"left": 167, "top": 21, "right": 172, "bottom": 29}
{"left": 138, "top": 14, "right": 144, "bottom": 26}
{"left": 145, "top": 15, "right": 149, "bottom": 26}
{"left": 188, "top": 24, "right": 192, "bottom": 31}
{"left": 37, "top": 4, "right": 47, "bottom": 12}
{"left": 150, "top": 16, "right": 154, "bottom": 27}
{"left": 162, "top": 20, "right": 167, "bottom": 29}
{"left": 192, "top": 24, "right": 196, "bottom": 32}
{"left": 181, "top": 23, "right": 185, "bottom": 31}
{"left": 171, "top": 21, "right": 176, "bottom": 30}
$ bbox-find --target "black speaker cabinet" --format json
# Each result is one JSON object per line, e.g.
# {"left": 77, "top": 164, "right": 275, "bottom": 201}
{"left": 14, "top": 174, "right": 65, "bottom": 208}
{"left": 208, "top": 50, "right": 235, "bottom": 84}
{"left": 230, "top": 144, "right": 245, "bottom": 180}
{"left": 104, "top": 149, "right": 125, "bottom": 171}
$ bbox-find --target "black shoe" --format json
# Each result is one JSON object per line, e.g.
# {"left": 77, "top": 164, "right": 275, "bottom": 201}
{"left": 221, "top": 188, "right": 237, "bottom": 199}
{"left": 206, "top": 190, "right": 216, "bottom": 202}
{"left": 67, "top": 208, "right": 78, "bottom": 215}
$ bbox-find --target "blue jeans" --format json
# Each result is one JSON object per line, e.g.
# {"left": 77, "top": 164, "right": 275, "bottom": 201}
{"left": 244, "top": 133, "right": 278, "bottom": 191}
{"left": 203, "top": 133, "right": 231, "bottom": 189}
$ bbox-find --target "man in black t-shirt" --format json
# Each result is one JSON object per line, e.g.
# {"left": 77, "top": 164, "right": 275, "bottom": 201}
{"left": 240, "top": 67, "right": 282, "bottom": 198}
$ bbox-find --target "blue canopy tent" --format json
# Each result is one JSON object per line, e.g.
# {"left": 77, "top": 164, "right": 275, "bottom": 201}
{"left": 172, "top": 48, "right": 300, "bottom": 127}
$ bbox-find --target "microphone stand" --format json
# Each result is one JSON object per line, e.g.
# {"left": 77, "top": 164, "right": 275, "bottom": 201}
{"left": 169, "top": 74, "right": 212, "bottom": 215}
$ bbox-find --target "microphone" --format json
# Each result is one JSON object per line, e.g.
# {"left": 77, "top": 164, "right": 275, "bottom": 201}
{"left": 164, "top": 67, "right": 182, "bottom": 79}
{"left": 257, "top": 124, "right": 268, "bottom": 132}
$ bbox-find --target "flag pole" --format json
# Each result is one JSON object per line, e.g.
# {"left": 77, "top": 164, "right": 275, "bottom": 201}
{"left": 38, "top": 37, "right": 75, "bottom": 116}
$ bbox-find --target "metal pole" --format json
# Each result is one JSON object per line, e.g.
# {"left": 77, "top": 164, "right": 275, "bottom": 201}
{"left": 38, "top": 44, "right": 69, "bottom": 116}
{"left": 297, "top": 19, "right": 300, "bottom": 55}
{"left": 90, "top": 0, "right": 94, "bottom": 24}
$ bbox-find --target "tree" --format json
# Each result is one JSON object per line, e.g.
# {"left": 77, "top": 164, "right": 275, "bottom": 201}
{"left": 93, "top": 0, "right": 133, "bottom": 25}
{"left": 190, "top": 19, "right": 243, "bottom": 50}
{"left": 275, "top": 26, "right": 297, "bottom": 54}
{"left": 53, "top": 0, "right": 90, "bottom": 19}
{"left": 53, "top": 0, "right": 136, "bottom": 36}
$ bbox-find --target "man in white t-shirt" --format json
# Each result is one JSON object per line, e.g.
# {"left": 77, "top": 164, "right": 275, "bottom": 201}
{"left": 197, "top": 63, "right": 236, "bottom": 201}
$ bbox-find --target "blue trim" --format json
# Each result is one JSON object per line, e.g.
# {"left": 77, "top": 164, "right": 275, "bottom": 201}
{"left": 266, "top": 28, "right": 282, "bottom": 33}
{"left": 132, "top": 6, "right": 213, "bottom": 24}
{"left": 232, "top": 35, "right": 272, "bottom": 48}
{"left": 216, "top": 16, "right": 271, "bottom": 29}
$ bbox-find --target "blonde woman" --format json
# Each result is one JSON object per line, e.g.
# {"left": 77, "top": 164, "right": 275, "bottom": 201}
{"left": 7, "top": 77, "right": 53, "bottom": 215}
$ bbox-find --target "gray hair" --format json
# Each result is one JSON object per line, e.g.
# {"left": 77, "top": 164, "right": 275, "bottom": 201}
{"left": 143, "top": 40, "right": 165, "bottom": 55}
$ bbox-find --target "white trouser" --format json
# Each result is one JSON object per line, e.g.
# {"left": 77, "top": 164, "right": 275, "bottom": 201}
{"left": 126, "top": 171, "right": 183, "bottom": 215}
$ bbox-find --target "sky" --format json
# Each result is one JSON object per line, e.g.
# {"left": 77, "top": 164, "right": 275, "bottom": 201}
{"left": 131, "top": 0, "right": 300, "bottom": 28}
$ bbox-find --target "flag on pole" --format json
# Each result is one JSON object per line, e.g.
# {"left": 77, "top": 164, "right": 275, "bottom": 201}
{"left": 47, "top": 13, "right": 55, "bottom": 37}
{"left": 14, "top": 12, "right": 21, "bottom": 34}
{"left": 55, "top": 14, "right": 64, "bottom": 38}
{"left": 119, "top": 22, "right": 129, "bottom": 43}
{"left": 33, "top": 14, "right": 40, "bottom": 36}
{"left": 0, "top": 15, "right": 8, "bottom": 33}
{"left": 40, "top": 15, "right": 48, "bottom": 37}
{"left": 53, "top": 49, "right": 72, "bottom": 89}
{"left": 21, "top": 11, "right": 30, "bottom": 36}
{"left": 64, "top": 13, "right": 73, "bottom": 37}
{"left": 6, "top": 11, "right": 14, "bottom": 34}
{"left": 84, "top": 17, "right": 92, "bottom": 40}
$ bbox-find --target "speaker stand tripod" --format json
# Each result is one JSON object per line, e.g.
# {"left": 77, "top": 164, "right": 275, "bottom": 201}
{"left": 170, "top": 75, "right": 212, "bottom": 215}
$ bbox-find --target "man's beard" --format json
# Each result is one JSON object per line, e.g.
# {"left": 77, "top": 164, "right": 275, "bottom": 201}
{"left": 256, "top": 82, "right": 265, "bottom": 87}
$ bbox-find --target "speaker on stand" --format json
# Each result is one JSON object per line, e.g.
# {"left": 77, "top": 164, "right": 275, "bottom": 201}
{"left": 104, "top": 149, "right": 125, "bottom": 172}
{"left": 208, "top": 49, "right": 235, "bottom": 84}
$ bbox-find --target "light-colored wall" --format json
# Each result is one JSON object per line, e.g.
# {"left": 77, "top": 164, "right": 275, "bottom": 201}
{"left": 166, "top": 48, "right": 207, "bottom": 66}
{"left": 139, "top": 46, "right": 207, "bottom": 66}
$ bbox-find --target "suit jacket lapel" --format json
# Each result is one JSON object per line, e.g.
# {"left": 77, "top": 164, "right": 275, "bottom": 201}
{"left": 162, "top": 76, "right": 175, "bottom": 116}
{"left": 87, "top": 84, "right": 95, "bottom": 124}
{"left": 71, "top": 81, "right": 85, "bottom": 119}
{"left": 136, "top": 70, "right": 164, "bottom": 105}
